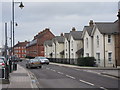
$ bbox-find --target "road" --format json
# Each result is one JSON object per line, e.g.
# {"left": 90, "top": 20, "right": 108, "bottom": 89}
{"left": 19, "top": 60, "right": 119, "bottom": 89}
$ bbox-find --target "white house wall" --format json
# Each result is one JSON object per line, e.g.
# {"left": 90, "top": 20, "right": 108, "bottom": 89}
{"left": 64, "top": 38, "right": 69, "bottom": 58}
{"left": 70, "top": 36, "right": 83, "bottom": 59}
{"left": 56, "top": 42, "right": 64, "bottom": 58}
{"left": 84, "top": 31, "right": 93, "bottom": 57}
{"left": 104, "top": 35, "right": 115, "bottom": 67}
{"left": 93, "top": 28, "right": 104, "bottom": 67}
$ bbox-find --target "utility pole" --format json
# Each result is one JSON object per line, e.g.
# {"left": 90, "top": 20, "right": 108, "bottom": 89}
{"left": 4, "top": 23, "right": 7, "bottom": 57}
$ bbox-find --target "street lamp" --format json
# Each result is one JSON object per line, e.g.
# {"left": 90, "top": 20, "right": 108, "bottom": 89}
{"left": 12, "top": 0, "right": 24, "bottom": 55}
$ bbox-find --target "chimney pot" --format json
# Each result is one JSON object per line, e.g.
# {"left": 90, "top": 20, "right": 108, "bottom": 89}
{"left": 89, "top": 20, "right": 94, "bottom": 26}
{"left": 60, "top": 33, "right": 63, "bottom": 36}
{"left": 72, "top": 27, "right": 76, "bottom": 31}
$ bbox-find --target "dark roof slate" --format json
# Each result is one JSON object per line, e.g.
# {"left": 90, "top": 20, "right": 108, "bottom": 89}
{"left": 95, "top": 22, "right": 119, "bottom": 34}
{"left": 70, "top": 31, "right": 83, "bottom": 40}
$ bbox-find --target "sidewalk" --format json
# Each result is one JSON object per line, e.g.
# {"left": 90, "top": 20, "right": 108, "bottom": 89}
{"left": 50, "top": 62, "right": 120, "bottom": 78}
{"left": 1, "top": 64, "right": 38, "bottom": 89}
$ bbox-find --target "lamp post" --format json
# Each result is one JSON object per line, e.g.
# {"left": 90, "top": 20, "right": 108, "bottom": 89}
{"left": 11, "top": 0, "right": 24, "bottom": 71}
{"left": 12, "top": 0, "right": 24, "bottom": 55}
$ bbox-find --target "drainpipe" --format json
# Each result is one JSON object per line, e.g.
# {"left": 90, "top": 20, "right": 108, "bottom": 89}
{"left": 103, "top": 34, "right": 106, "bottom": 67}
{"left": 68, "top": 40, "right": 70, "bottom": 64}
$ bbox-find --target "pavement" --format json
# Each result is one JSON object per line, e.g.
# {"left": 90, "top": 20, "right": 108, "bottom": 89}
{"left": 50, "top": 62, "right": 120, "bottom": 78}
{"left": 1, "top": 64, "right": 38, "bottom": 90}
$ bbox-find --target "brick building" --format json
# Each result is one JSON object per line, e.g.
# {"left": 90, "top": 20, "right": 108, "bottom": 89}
{"left": 26, "top": 28, "right": 55, "bottom": 58}
{"left": 14, "top": 41, "right": 29, "bottom": 58}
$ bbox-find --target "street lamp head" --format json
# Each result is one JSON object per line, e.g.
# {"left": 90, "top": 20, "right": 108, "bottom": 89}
{"left": 19, "top": 2, "right": 24, "bottom": 9}
{"left": 15, "top": 23, "right": 18, "bottom": 26}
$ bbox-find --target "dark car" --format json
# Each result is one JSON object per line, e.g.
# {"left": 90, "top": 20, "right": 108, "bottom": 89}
{"left": 26, "top": 59, "right": 42, "bottom": 69}
{"left": 35, "top": 57, "right": 49, "bottom": 65}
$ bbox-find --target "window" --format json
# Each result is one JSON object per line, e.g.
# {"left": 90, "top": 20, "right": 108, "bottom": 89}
{"left": 86, "top": 38, "right": 88, "bottom": 48}
{"left": 108, "top": 35, "right": 111, "bottom": 43}
{"left": 108, "top": 52, "right": 112, "bottom": 62}
{"left": 97, "top": 35, "right": 99, "bottom": 47}
{"left": 86, "top": 53, "right": 89, "bottom": 57}
{"left": 96, "top": 53, "right": 100, "bottom": 63}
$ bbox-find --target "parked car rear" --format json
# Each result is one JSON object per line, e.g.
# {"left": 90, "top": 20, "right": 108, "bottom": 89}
{"left": 35, "top": 57, "right": 49, "bottom": 65}
{"left": 0, "top": 58, "right": 5, "bottom": 68}
{"left": 26, "top": 59, "right": 42, "bottom": 69}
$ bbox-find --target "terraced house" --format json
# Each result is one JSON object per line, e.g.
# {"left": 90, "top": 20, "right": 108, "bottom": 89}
{"left": 14, "top": 41, "right": 28, "bottom": 58}
{"left": 52, "top": 34, "right": 65, "bottom": 59}
{"left": 83, "top": 20, "right": 119, "bottom": 67}
{"left": 26, "top": 28, "right": 55, "bottom": 58}
{"left": 44, "top": 40, "right": 53, "bottom": 58}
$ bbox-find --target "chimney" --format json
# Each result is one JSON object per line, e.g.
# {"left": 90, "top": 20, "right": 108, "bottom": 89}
{"left": 60, "top": 33, "right": 63, "bottom": 36}
{"left": 18, "top": 41, "right": 20, "bottom": 43}
{"left": 45, "top": 28, "right": 49, "bottom": 31}
{"left": 72, "top": 27, "right": 76, "bottom": 31}
{"left": 89, "top": 20, "right": 94, "bottom": 26}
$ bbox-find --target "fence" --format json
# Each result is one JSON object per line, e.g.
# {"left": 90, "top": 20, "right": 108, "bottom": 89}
{"left": 48, "top": 58, "right": 78, "bottom": 65}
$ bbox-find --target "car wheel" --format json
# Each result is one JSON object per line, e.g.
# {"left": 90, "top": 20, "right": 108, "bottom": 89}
{"left": 26, "top": 65, "right": 28, "bottom": 68}
{"left": 39, "top": 66, "right": 42, "bottom": 68}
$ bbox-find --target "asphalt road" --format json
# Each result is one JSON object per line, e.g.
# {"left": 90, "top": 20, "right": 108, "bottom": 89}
{"left": 19, "top": 60, "right": 119, "bottom": 89}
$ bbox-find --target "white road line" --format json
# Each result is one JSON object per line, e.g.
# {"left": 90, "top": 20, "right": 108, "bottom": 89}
{"left": 66, "top": 75, "right": 76, "bottom": 79}
{"left": 57, "top": 72, "right": 64, "bottom": 75}
{"left": 46, "top": 68, "right": 50, "bottom": 70}
{"left": 50, "top": 69, "right": 56, "bottom": 72}
{"left": 100, "top": 87, "right": 108, "bottom": 90}
{"left": 76, "top": 69, "right": 80, "bottom": 71}
{"left": 52, "top": 70, "right": 56, "bottom": 72}
{"left": 83, "top": 70, "right": 101, "bottom": 75}
{"left": 79, "top": 80, "right": 94, "bottom": 86}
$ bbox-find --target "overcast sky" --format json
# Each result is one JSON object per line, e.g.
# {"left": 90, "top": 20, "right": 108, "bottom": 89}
{"left": 0, "top": 0, "right": 119, "bottom": 47}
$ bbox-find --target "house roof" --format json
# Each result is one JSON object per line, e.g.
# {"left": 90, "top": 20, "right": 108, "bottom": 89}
{"left": 84, "top": 26, "right": 94, "bottom": 36}
{"left": 70, "top": 31, "right": 83, "bottom": 40}
{"left": 26, "top": 39, "right": 37, "bottom": 47}
{"left": 53, "top": 36, "right": 65, "bottom": 43}
{"left": 64, "top": 33, "right": 70, "bottom": 40}
{"left": 14, "top": 41, "right": 28, "bottom": 47}
{"left": 95, "top": 22, "right": 119, "bottom": 34}
{"left": 44, "top": 40, "right": 52, "bottom": 46}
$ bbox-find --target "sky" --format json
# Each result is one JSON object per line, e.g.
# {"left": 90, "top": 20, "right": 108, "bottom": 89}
{"left": 0, "top": 0, "right": 119, "bottom": 47}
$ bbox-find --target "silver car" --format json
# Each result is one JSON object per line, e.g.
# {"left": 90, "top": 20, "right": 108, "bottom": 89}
{"left": 26, "top": 59, "right": 42, "bottom": 69}
{"left": 35, "top": 57, "right": 49, "bottom": 65}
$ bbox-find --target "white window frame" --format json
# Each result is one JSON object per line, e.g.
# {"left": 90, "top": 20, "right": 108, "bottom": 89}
{"left": 108, "top": 35, "right": 112, "bottom": 43}
{"left": 108, "top": 52, "right": 112, "bottom": 62}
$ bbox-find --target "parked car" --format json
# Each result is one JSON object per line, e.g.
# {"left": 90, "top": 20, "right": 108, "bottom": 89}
{"left": 26, "top": 59, "right": 42, "bottom": 69}
{"left": 35, "top": 57, "right": 49, "bottom": 65}
{"left": 0, "top": 58, "right": 5, "bottom": 68}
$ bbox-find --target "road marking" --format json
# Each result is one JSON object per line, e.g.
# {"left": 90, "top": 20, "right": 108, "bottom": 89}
{"left": 79, "top": 80, "right": 94, "bottom": 86}
{"left": 100, "top": 87, "right": 108, "bottom": 90}
{"left": 46, "top": 68, "right": 50, "bottom": 70}
{"left": 66, "top": 75, "right": 76, "bottom": 79}
{"left": 83, "top": 70, "right": 101, "bottom": 75}
{"left": 50, "top": 69, "right": 56, "bottom": 72}
{"left": 57, "top": 72, "right": 64, "bottom": 75}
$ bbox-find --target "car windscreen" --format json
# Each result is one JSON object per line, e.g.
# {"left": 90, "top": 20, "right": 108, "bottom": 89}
{"left": 37, "top": 57, "right": 46, "bottom": 59}
{"left": 0, "top": 59, "right": 4, "bottom": 63}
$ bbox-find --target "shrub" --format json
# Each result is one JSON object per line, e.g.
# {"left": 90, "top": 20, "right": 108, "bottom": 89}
{"left": 77, "top": 57, "right": 96, "bottom": 66}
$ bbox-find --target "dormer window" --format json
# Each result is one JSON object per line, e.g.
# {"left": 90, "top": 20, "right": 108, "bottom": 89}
{"left": 108, "top": 35, "right": 111, "bottom": 43}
